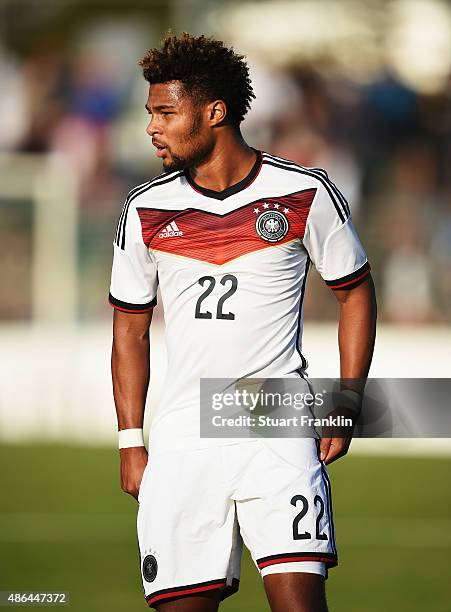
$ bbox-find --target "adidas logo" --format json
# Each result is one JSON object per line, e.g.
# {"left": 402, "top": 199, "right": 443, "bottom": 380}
{"left": 158, "top": 221, "right": 184, "bottom": 238}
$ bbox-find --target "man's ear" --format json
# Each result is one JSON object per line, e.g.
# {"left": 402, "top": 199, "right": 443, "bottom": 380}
{"left": 208, "top": 100, "right": 227, "bottom": 126}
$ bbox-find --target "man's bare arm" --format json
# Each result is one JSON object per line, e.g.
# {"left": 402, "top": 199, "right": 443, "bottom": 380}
{"left": 319, "top": 275, "right": 377, "bottom": 464}
{"left": 111, "top": 308, "right": 153, "bottom": 499}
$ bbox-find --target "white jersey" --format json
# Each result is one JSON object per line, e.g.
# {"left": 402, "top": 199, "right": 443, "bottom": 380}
{"left": 109, "top": 151, "right": 370, "bottom": 451}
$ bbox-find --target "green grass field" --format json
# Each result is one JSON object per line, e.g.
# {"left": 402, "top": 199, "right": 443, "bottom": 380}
{"left": 0, "top": 445, "right": 450, "bottom": 611}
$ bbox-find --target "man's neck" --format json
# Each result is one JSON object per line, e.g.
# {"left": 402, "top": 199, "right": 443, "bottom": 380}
{"left": 189, "top": 131, "right": 257, "bottom": 193}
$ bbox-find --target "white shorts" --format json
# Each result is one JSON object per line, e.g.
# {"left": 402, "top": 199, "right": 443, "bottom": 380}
{"left": 137, "top": 438, "right": 337, "bottom": 608}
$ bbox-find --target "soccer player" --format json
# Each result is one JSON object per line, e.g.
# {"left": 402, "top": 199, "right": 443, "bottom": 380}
{"left": 110, "top": 33, "right": 377, "bottom": 612}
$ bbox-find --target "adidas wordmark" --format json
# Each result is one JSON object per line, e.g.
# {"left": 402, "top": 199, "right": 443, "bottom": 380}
{"left": 158, "top": 221, "right": 184, "bottom": 238}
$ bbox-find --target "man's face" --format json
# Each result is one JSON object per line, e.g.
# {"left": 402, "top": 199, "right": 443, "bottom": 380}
{"left": 145, "top": 81, "right": 214, "bottom": 172}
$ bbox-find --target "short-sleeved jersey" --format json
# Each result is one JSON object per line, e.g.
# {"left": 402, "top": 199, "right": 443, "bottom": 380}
{"left": 109, "top": 151, "right": 370, "bottom": 451}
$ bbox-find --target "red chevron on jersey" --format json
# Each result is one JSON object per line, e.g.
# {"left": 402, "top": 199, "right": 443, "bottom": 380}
{"left": 137, "top": 188, "right": 316, "bottom": 265}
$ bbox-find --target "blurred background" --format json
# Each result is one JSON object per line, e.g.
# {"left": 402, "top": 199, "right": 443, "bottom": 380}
{"left": 0, "top": 0, "right": 450, "bottom": 610}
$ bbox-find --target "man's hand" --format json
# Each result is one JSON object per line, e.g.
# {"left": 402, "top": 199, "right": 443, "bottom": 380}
{"left": 319, "top": 407, "right": 357, "bottom": 465}
{"left": 319, "top": 437, "right": 351, "bottom": 465}
{"left": 119, "top": 446, "right": 148, "bottom": 500}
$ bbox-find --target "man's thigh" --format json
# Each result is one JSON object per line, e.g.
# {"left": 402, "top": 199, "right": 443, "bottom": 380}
{"left": 263, "top": 572, "right": 328, "bottom": 612}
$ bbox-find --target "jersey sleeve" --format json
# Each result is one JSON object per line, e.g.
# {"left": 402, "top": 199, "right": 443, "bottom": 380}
{"left": 109, "top": 202, "right": 158, "bottom": 313}
{"left": 303, "top": 177, "right": 370, "bottom": 290}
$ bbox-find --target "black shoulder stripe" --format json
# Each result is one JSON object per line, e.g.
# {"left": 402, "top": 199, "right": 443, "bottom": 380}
{"left": 114, "top": 177, "right": 159, "bottom": 245}
{"left": 115, "top": 170, "right": 182, "bottom": 248}
{"left": 262, "top": 159, "right": 347, "bottom": 224}
{"left": 115, "top": 180, "right": 154, "bottom": 246}
{"left": 120, "top": 171, "right": 183, "bottom": 249}
{"left": 263, "top": 154, "right": 350, "bottom": 220}
{"left": 115, "top": 171, "right": 183, "bottom": 250}
{"left": 115, "top": 170, "right": 183, "bottom": 246}
{"left": 310, "top": 166, "right": 350, "bottom": 217}
{"left": 262, "top": 152, "right": 298, "bottom": 166}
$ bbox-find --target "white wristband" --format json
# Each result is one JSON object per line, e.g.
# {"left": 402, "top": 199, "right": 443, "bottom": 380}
{"left": 118, "top": 428, "right": 145, "bottom": 449}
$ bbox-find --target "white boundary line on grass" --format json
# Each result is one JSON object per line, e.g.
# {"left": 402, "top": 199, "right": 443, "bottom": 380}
{"left": 350, "top": 439, "right": 451, "bottom": 456}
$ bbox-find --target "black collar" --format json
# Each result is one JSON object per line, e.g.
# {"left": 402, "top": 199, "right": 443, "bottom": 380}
{"left": 184, "top": 150, "right": 262, "bottom": 201}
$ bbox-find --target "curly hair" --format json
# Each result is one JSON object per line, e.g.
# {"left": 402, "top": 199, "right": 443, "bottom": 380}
{"left": 139, "top": 32, "right": 255, "bottom": 126}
